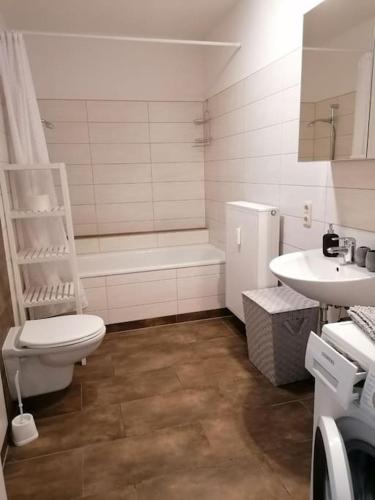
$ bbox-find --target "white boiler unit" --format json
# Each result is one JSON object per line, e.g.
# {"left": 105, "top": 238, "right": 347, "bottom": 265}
{"left": 225, "top": 201, "right": 280, "bottom": 321}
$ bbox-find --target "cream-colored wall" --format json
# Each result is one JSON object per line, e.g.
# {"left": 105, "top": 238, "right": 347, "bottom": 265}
{"left": 203, "top": 0, "right": 375, "bottom": 254}
{"left": 204, "top": 0, "right": 323, "bottom": 98}
{"left": 25, "top": 35, "right": 206, "bottom": 101}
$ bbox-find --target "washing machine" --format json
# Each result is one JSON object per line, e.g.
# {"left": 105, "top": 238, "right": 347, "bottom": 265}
{"left": 305, "top": 321, "right": 375, "bottom": 499}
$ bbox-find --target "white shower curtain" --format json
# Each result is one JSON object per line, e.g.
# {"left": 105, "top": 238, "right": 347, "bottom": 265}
{"left": 0, "top": 31, "right": 84, "bottom": 319}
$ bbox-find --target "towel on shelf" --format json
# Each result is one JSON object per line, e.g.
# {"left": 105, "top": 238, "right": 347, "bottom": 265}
{"left": 348, "top": 306, "right": 375, "bottom": 341}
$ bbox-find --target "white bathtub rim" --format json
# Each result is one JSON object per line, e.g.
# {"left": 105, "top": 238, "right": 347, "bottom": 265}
{"left": 78, "top": 244, "right": 225, "bottom": 279}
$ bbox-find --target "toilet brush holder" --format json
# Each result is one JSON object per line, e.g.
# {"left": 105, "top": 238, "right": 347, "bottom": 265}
{"left": 12, "top": 414, "right": 38, "bottom": 447}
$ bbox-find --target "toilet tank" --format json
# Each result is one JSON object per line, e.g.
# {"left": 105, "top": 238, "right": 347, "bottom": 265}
{"left": 225, "top": 201, "right": 280, "bottom": 321}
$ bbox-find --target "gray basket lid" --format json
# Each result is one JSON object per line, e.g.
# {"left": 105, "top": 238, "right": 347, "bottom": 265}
{"left": 242, "top": 286, "right": 319, "bottom": 314}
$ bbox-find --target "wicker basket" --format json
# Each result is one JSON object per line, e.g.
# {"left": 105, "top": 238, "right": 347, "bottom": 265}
{"left": 242, "top": 286, "right": 319, "bottom": 386}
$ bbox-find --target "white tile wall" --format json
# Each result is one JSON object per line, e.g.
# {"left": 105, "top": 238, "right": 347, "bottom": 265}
{"left": 81, "top": 261, "right": 224, "bottom": 324}
{"left": 205, "top": 48, "right": 375, "bottom": 253}
{"left": 40, "top": 99, "right": 205, "bottom": 235}
{"left": 86, "top": 101, "right": 148, "bottom": 122}
{"left": 76, "top": 228, "right": 209, "bottom": 254}
{"left": 37, "top": 32, "right": 375, "bottom": 276}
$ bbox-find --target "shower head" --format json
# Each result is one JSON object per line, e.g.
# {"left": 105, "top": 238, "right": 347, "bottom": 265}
{"left": 307, "top": 117, "right": 333, "bottom": 127}
{"left": 307, "top": 104, "right": 339, "bottom": 127}
{"left": 41, "top": 119, "right": 54, "bottom": 129}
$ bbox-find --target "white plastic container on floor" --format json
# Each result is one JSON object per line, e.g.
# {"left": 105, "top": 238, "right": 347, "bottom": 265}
{"left": 12, "top": 414, "right": 38, "bottom": 447}
{"left": 11, "top": 370, "right": 38, "bottom": 447}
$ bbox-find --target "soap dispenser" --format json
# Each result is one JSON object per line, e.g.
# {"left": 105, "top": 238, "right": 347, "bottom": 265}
{"left": 323, "top": 224, "right": 338, "bottom": 257}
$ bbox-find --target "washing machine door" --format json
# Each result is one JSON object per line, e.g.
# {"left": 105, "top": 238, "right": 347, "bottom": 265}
{"left": 313, "top": 416, "right": 354, "bottom": 500}
{"left": 339, "top": 417, "right": 375, "bottom": 500}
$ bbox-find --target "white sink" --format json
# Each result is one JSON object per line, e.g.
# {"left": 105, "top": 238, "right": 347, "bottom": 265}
{"left": 269, "top": 248, "right": 375, "bottom": 306}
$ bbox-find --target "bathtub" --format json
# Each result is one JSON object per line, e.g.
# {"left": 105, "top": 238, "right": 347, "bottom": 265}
{"left": 78, "top": 244, "right": 226, "bottom": 325}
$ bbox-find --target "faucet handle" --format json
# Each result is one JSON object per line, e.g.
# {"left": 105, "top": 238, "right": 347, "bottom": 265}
{"left": 331, "top": 236, "right": 356, "bottom": 245}
{"left": 342, "top": 237, "right": 356, "bottom": 246}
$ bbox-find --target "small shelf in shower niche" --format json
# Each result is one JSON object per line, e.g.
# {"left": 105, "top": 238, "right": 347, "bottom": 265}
{"left": 193, "top": 137, "right": 212, "bottom": 147}
{"left": 193, "top": 117, "right": 210, "bottom": 125}
{"left": 193, "top": 110, "right": 211, "bottom": 146}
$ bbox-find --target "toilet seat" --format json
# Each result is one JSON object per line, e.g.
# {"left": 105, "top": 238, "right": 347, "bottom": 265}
{"left": 19, "top": 314, "right": 105, "bottom": 349}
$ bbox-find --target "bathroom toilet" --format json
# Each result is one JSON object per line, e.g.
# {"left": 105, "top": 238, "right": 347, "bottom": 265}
{"left": 2, "top": 314, "right": 106, "bottom": 400}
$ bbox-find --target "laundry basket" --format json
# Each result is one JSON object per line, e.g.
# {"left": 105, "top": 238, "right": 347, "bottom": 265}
{"left": 242, "top": 286, "right": 319, "bottom": 386}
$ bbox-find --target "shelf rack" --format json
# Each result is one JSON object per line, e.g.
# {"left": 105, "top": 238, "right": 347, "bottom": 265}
{"left": 10, "top": 207, "right": 65, "bottom": 219}
{"left": 0, "top": 163, "right": 82, "bottom": 323}
{"left": 193, "top": 109, "right": 211, "bottom": 147}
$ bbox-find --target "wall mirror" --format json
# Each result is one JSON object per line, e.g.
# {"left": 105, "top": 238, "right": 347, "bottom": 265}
{"left": 299, "top": 0, "right": 375, "bottom": 161}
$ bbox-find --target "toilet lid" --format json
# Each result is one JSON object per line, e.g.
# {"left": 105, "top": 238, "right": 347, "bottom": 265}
{"left": 19, "top": 314, "right": 105, "bottom": 348}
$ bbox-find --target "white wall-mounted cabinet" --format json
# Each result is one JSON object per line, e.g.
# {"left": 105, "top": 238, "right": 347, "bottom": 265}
{"left": 225, "top": 201, "right": 280, "bottom": 321}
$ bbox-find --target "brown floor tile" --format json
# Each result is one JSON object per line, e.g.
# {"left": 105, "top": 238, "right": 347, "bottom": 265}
{"left": 192, "top": 335, "right": 247, "bottom": 360}
{"left": 74, "top": 353, "right": 114, "bottom": 382}
{"left": 82, "top": 424, "right": 214, "bottom": 496}
{"left": 5, "top": 448, "right": 83, "bottom": 500}
{"left": 82, "top": 367, "right": 182, "bottom": 407}
{"left": 121, "top": 388, "right": 232, "bottom": 436}
{"left": 198, "top": 351, "right": 256, "bottom": 375}
{"left": 96, "top": 325, "right": 196, "bottom": 357}
{"left": 8, "top": 404, "right": 124, "bottom": 462}
{"left": 179, "top": 318, "right": 243, "bottom": 342}
{"left": 176, "top": 352, "right": 258, "bottom": 389}
{"left": 221, "top": 315, "right": 246, "bottom": 335}
{"left": 300, "top": 397, "right": 314, "bottom": 415}
{"left": 97, "top": 318, "right": 241, "bottom": 358}
{"left": 263, "top": 440, "right": 312, "bottom": 498}
{"left": 241, "top": 402, "right": 313, "bottom": 452}
{"left": 5, "top": 318, "right": 314, "bottom": 500}
{"left": 23, "top": 383, "right": 82, "bottom": 419}
{"left": 218, "top": 375, "right": 314, "bottom": 409}
{"left": 113, "top": 342, "right": 195, "bottom": 376}
{"left": 136, "top": 459, "right": 290, "bottom": 500}
{"left": 200, "top": 412, "right": 264, "bottom": 461}
{"left": 80, "top": 486, "right": 137, "bottom": 499}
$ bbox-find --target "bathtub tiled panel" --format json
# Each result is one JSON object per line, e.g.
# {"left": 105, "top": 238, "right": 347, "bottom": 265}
{"left": 40, "top": 99, "right": 205, "bottom": 235}
{"left": 106, "top": 280, "right": 177, "bottom": 309}
{"left": 81, "top": 263, "right": 225, "bottom": 324}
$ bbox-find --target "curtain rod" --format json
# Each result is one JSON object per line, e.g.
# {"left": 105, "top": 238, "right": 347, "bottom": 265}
{"left": 20, "top": 30, "right": 242, "bottom": 48}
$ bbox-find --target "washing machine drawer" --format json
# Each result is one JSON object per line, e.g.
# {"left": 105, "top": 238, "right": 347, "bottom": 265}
{"left": 306, "top": 332, "right": 367, "bottom": 409}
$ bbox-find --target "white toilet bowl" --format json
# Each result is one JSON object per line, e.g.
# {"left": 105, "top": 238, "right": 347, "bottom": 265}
{"left": 2, "top": 314, "right": 106, "bottom": 400}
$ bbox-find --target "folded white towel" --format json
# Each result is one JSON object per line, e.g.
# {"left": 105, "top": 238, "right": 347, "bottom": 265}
{"left": 348, "top": 306, "right": 375, "bottom": 341}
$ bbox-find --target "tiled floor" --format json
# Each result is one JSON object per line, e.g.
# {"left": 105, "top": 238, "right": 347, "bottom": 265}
{"left": 4, "top": 317, "right": 314, "bottom": 500}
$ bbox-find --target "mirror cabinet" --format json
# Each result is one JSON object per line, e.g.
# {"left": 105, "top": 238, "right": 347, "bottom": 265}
{"left": 299, "top": 0, "right": 375, "bottom": 161}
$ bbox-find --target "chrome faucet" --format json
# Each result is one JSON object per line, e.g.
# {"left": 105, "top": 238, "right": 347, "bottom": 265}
{"left": 327, "top": 237, "right": 356, "bottom": 265}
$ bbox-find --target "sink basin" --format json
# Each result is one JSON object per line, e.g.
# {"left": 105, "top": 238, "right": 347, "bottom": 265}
{"left": 269, "top": 248, "right": 375, "bottom": 306}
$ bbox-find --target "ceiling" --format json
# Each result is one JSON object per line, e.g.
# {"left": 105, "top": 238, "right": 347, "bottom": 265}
{"left": 0, "top": 0, "right": 240, "bottom": 39}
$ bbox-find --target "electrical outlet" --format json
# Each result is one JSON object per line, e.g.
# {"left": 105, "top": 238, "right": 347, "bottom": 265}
{"left": 303, "top": 201, "right": 312, "bottom": 228}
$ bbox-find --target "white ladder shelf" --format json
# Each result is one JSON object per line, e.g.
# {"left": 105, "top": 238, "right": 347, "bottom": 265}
{"left": 0, "top": 163, "right": 82, "bottom": 323}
